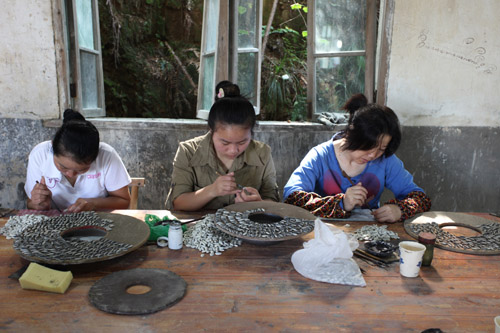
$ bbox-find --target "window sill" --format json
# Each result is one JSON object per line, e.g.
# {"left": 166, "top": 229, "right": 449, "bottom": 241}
{"left": 43, "top": 118, "right": 343, "bottom": 132}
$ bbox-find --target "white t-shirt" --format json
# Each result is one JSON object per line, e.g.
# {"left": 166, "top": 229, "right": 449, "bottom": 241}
{"left": 24, "top": 141, "right": 131, "bottom": 209}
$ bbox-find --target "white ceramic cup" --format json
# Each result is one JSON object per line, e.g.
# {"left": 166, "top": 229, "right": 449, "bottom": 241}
{"left": 495, "top": 315, "right": 500, "bottom": 333}
{"left": 399, "top": 241, "right": 426, "bottom": 277}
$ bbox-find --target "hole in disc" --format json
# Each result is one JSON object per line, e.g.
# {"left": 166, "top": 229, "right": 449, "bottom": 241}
{"left": 248, "top": 213, "right": 283, "bottom": 223}
{"left": 61, "top": 226, "right": 107, "bottom": 241}
{"left": 126, "top": 285, "right": 152, "bottom": 295}
{"left": 439, "top": 223, "right": 482, "bottom": 237}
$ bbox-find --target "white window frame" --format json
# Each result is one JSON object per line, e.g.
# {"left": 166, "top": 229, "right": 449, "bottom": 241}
{"left": 197, "top": 0, "right": 262, "bottom": 119}
{"left": 61, "top": 0, "right": 105, "bottom": 117}
{"left": 306, "top": 0, "right": 377, "bottom": 118}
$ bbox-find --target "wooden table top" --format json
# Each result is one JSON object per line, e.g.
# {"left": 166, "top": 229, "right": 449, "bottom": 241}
{"left": 1, "top": 210, "right": 499, "bottom": 332}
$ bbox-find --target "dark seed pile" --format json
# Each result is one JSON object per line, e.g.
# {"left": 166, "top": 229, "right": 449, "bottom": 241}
{"left": 215, "top": 208, "right": 314, "bottom": 240}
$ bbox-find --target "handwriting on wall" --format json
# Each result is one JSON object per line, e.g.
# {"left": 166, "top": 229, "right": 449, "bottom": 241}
{"left": 416, "top": 30, "right": 497, "bottom": 75}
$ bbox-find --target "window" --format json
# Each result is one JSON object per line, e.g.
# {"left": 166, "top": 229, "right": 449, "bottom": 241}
{"left": 307, "top": 0, "right": 377, "bottom": 117}
{"left": 62, "top": 0, "right": 105, "bottom": 117}
{"left": 197, "top": 0, "right": 262, "bottom": 119}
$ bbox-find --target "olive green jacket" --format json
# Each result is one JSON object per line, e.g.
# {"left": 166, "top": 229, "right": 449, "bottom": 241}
{"left": 165, "top": 132, "right": 279, "bottom": 210}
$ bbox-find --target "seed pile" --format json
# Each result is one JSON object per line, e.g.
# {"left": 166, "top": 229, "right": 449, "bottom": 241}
{"left": 353, "top": 224, "right": 400, "bottom": 241}
{"left": 184, "top": 214, "right": 242, "bottom": 256}
{"left": 408, "top": 222, "right": 500, "bottom": 252}
{"left": 13, "top": 212, "right": 132, "bottom": 263}
{"left": 215, "top": 208, "right": 314, "bottom": 239}
{"left": 1, "top": 214, "right": 49, "bottom": 239}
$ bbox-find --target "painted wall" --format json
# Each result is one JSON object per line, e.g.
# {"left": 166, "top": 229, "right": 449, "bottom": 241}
{"left": 387, "top": 0, "right": 500, "bottom": 126}
{"left": 0, "top": 1, "right": 60, "bottom": 119}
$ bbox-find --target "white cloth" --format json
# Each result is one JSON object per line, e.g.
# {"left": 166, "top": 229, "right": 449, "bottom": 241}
{"left": 25, "top": 141, "right": 131, "bottom": 209}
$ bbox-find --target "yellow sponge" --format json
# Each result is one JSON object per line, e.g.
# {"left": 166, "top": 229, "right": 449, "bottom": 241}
{"left": 19, "top": 263, "right": 73, "bottom": 294}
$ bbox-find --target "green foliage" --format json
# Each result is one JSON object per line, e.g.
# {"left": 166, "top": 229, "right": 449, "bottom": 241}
{"left": 99, "top": 0, "right": 203, "bottom": 118}
{"left": 260, "top": 24, "right": 307, "bottom": 121}
{"left": 290, "top": 2, "right": 307, "bottom": 13}
{"left": 99, "top": 0, "right": 314, "bottom": 120}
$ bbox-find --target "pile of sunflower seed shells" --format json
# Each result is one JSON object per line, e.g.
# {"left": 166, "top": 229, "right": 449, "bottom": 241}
{"left": 408, "top": 222, "right": 500, "bottom": 252}
{"left": 13, "top": 212, "right": 132, "bottom": 263}
{"left": 353, "top": 224, "right": 400, "bottom": 241}
{"left": 184, "top": 214, "right": 242, "bottom": 257}
{"left": 215, "top": 208, "right": 314, "bottom": 239}
{"left": 1, "top": 214, "right": 49, "bottom": 239}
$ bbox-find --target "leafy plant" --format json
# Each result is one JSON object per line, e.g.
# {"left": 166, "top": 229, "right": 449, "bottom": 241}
{"left": 260, "top": 22, "right": 307, "bottom": 121}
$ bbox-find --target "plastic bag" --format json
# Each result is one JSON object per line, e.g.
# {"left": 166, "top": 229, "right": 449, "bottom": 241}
{"left": 144, "top": 214, "right": 187, "bottom": 242}
{"left": 291, "top": 218, "right": 366, "bottom": 287}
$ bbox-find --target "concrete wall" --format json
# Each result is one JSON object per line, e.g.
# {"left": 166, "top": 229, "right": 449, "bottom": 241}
{"left": 0, "top": 1, "right": 60, "bottom": 119}
{"left": 1, "top": 118, "right": 499, "bottom": 213}
{"left": 387, "top": 0, "right": 500, "bottom": 126}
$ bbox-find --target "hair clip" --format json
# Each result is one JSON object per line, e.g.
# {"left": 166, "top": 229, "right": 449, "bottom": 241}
{"left": 217, "top": 88, "right": 224, "bottom": 99}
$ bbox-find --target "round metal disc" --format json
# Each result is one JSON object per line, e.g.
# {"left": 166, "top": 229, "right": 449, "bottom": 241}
{"left": 404, "top": 211, "right": 500, "bottom": 255}
{"left": 216, "top": 202, "right": 316, "bottom": 244}
{"left": 89, "top": 268, "right": 187, "bottom": 315}
{"left": 14, "top": 212, "right": 150, "bottom": 265}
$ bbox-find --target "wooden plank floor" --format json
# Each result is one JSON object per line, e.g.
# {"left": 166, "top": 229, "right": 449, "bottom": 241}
{"left": 0, "top": 210, "right": 499, "bottom": 332}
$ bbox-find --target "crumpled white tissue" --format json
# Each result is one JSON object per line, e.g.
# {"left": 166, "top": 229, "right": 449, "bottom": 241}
{"left": 291, "top": 218, "right": 366, "bottom": 287}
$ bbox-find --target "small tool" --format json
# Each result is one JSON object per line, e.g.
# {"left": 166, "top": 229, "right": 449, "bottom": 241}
{"left": 215, "top": 171, "right": 250, "bottom": 196}
{"left": 341, "top": 170, "right": 373, "bottom": 211}
{"left": 36, "top": 181, "right": 63, "bottom": 213}
{"left": 341, "top": 170, "right": 356, "bottom": 186}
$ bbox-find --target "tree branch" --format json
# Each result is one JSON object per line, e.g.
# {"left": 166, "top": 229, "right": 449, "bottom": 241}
{"left": 261, "top": 0, "right": 279, "bottom": 64}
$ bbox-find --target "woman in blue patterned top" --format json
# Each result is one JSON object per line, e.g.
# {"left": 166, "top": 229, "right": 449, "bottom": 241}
{"left": 283, "top": 94, "right": 431, "bottom": 222}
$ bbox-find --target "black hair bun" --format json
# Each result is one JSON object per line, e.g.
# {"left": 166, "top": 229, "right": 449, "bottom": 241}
{"left": 342, "top": 93, "right": 368, "bottom": 113}
{"left": 222, "top": 84, "right": 240, "bottom": 98}
{"left": 63, "top": 109, "right": 85, "bottom": 123}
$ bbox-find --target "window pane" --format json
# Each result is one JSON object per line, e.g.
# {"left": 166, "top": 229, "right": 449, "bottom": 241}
{"left": 315, "top": 56, "right": 365, "bottom": 113}
{"left": 76, "top": 0, "right": 95, "bottom": 50}
{"left": 201, "top": 55, "right": 215, "bottom": 110}
{"left": 205, "top": 0, "right": 219, "bottom": 53}
{"left": 237, "top": 52, "right": 256, "bottom": 105}
{"left": 238, "top": 0, "right": 257, "bottom": 48}
{"left": 315, "top": 0, "right": 366, "bottom": 53}
{"left": 80, "top": 51, "right": 98, "bottom": 109}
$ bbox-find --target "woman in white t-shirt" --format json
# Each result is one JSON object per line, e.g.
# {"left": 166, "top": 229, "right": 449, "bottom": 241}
{"left": 25, "top": 109, "right": 131, "bottom": 212}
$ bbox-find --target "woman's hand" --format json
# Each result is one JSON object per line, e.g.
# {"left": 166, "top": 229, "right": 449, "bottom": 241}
{"left": 65, "top": 198, "right": 97, "bottom": 213}
{"left": 235, "top": 186, "right": 262, "bottom": 203}
{"left": 65, "top": 186, "right": 130, "bottom": 212}
{"left": 372, "top": 204, "right": 402, "bottom": 223}
{"left": 343, "top": 183, "right": 368, "bottom": 212}
{"left": 29, "top": 176, "right": 52, "bottom": 210}
{"left": 210, "top": 172, "right": 239, "bottom": 197}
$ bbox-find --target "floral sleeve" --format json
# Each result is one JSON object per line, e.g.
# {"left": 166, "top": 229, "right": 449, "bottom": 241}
{"left": 284, "top": 190, "right": 350, "bottom": 218}
{"left": 385, "top": 191, "right": 432, "bottom": 222}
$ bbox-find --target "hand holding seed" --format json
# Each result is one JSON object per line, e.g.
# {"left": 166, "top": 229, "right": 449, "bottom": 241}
{"left": 31, "top": 177, "right": 52, "bottom": 210}
{"left": 66, "top": 198, "right": 96, "bottom": 213}
{"left": 211, "top": 172, "right": 240, "bottom": 197}
{"left": 372, "top": 204, "right": 401, "bottom": 223}
{"left": 343, "top": 182, "right": 368, "bottom": 211}
{"left": 235, "top": 186, "right": 261, "bottom": 203}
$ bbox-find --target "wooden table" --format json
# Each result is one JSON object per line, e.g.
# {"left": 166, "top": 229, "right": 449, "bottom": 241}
{"left": 1, "top": 210, "right": 499, "bottom": 332}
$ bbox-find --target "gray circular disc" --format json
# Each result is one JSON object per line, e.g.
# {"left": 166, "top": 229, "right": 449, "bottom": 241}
{"left": 216, "top": 202, "right": 315, "bottom": 245}
{"left": 14, "top": 212, "right": 150, "bottom": 265}
{"left": 89, "top": 268, "right": 187, "bottom": 315}
{"left": 404, "top": 211, "right": 500, "bottom": 255}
